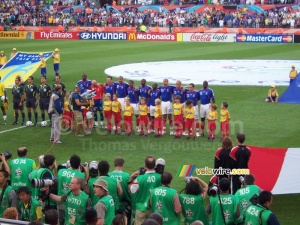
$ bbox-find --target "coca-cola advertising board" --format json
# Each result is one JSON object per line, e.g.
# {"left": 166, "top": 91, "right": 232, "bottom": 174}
{"left": 182, "top": 33, "right": 236, "bottom": 42}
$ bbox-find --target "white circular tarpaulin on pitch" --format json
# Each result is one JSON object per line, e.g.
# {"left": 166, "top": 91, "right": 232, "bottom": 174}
{"left": 105, "top": 60, "right": 300, "bottom": 86}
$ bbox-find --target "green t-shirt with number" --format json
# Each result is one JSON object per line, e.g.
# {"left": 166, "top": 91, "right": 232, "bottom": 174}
{"left": 244, "top": 204, "right": 272, "bottom": 225}
{"left": 210, "top": 194, "right": 237, "bottom": 225}
{"left": 64, "top": 191, "right": 90, "bottom": 225}
{"left": 58, "top": 168, "right": 85, "bottom": 196}
{"left": 99, "top": 176, "right": 119, "bottom": 210}
{"left": 235, "top": 184, "right": 260, "bottom": 223}
{"left": 135, "top": 172, "right": 161, "bottom": 212}
{"left": 109, "top": 170, "right": 130, "bottom": 209}
{"left": 88, "top": 177, "right": 99, "bottom": 207}
{"left": 97, "top": 195, "right": 115, "bottom": 225}
{"left": 151, "top": 186, "right": 180, "bottom": 225}
{"left": 179, "top": 194, "right": 209, "bottom": 225}
{"left": 9, "top": 157, "right": 36, "bottom": 191}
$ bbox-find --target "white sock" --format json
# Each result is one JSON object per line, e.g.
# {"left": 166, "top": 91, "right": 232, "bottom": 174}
{"left": 3, "top": 115, "right": 7, "bottom": 120}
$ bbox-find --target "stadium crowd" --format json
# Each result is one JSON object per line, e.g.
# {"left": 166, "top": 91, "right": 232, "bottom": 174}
{"left": 0, "top": 141, "right": 280, "bottom": 225}
{"left": 0, "top": 0, "right": 300, "bottom": 29}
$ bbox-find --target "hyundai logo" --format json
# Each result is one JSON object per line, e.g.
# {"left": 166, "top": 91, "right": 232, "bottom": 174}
{"left": 80, "top": 33, "right": 91, "bottom": 40}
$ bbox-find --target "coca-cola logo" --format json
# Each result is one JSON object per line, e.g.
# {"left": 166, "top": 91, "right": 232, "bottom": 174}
{"left": 190, "top": 33, "right": 212, "bottom": 42}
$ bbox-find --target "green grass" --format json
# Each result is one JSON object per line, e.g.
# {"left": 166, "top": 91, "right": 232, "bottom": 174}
{"left": 1, "top": 40, "right": 300, "bottom": 224}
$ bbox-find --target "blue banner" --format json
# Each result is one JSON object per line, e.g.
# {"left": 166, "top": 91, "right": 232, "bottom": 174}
{"left": 79, "top": 32, "right": 127, "bottom": 40}
{"left": 236, "top": 34, "right": 294, "bottom": 43}
{"left": 0, "top": 51, "right": 52, "bottom": 88}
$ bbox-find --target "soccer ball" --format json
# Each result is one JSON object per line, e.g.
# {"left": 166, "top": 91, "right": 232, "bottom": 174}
{"left": 26, "top": 121, "right": 33, "bottom": 126}
{"left": 1, "top": 96, "right": 8, "bottom": 101}
{"left": 86, "top": 111, "right": 93, "bottom": 120}
{"left": 41, "top": 121, "right": 48, "bottom": 127}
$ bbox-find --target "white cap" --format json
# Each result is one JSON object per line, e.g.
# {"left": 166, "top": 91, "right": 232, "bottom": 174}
{"left": 156, "top": 158, "right": 166, "bottom": 166}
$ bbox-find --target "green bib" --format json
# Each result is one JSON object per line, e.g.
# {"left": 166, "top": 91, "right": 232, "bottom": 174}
{"left": 99, "top": 176, "right": 120, "bottom": 210}
{"left": 98, "top": 195, "right": 115, "bottom": 225}
{"left": 109, "top": 170, "right": 130, "bottom": 209}
{"left": 244, "top": 204, "right": 272, "bottom": 225}
{"left": 179, "top": 194, "right": 209, "bottom": 225}
{"left": 29, "top": 170, "right": 39, "bottom": 200}
{"left": 65, "top": 191, "right": 89, "bottom": 225}
{"left": 210, "top": 194, "right": 237, "bottom": 225}
{"left": 235, "top": 185, "right": 260, "bottom": 223}
{"left": 135, "top": 172, "right": 161, "bottom": 212}
{"left": 36, "top": 168, "right": 56, "bottom": 207}
{"left": 151, "top": 186, "right": 180, "bottom": 225}
{"left": 88, "top": 177, "right": 99, "bottom": 207}
{"left": 58, "top": 169, "right": 84, "bottom": 196}
{"left": 19, "top": 197, "right": 42, "bottom": 221}
{"left": 9, "top": 157, "right": 36, "bottom": 191}
{"left": 0, "top": 185, "right": 13, "bottom": 217}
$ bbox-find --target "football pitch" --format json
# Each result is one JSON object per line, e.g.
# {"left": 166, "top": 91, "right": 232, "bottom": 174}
{"left": 1, "top": 40, "right": 300, "bottom": 224}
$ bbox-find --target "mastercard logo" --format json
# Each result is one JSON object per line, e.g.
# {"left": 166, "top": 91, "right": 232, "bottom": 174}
{"left": 237, "top": 35, "right": 247, "bottom": 42}
{"left": 283, "top": 36, "right": 293, "bottom": 42}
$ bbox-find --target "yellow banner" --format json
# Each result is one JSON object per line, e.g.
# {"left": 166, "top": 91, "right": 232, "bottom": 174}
{"left": 0, "top": 31, "right": 34, "bottom": 39}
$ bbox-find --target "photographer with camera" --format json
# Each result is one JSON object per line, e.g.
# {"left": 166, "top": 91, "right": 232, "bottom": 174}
{"left": 244, "top": 191, "right": 280, "bottom": 225}
{"left": 129, "top": 156, "right": 161, "bottom": 225}
{"left": 229, "top": 133, "right": 251, "bottom": 194}
{"left": 86, "top": 161, "right": 99, "bottom": 207}
{"left": 179, "top": 177, "right": 209, "bottom": 225}
{"left": 235, "top": 174, "right": 261, "bottom": 225}
{"left": 109, "top": 157, "right": 131, "bottom": 218}
{"left": 57, "top": 155, "right": 86, "bottom": 225}
{"left": 72, "top": 85, "right": 90, "bottom": 137}
{"left": 0, "top": 151, "right": 11, "bottom": 175}
{"left": 150, "top": 172, "right": 182, "bottom": 225}
{"left": 98, "top": 160, "right": 123, "bottom": 211}
{"left": 49, "top": 177, "right": 92, "bottom": 225}
{"left": 17, "top": 186, "right": 42, "bottom": 222}
{"left": 206, "top": 178, "right": 239, "bottom": 225}
{"left": 9, "top": 147, "right": 36, "bottom": 192}
{"left": 32, "top": 154, "right": 58, "bottom": 211}
{"left": 0, "top": 170, "right": 19, "bottom": 217}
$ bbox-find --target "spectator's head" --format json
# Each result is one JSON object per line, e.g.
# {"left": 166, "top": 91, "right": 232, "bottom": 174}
{"left": 93, "top": 179, "right": 108, "bottom": 197}
{"left": 114, "top": 157, "right": 125, "bottom": 168}
{"left": 149, "top": 213, "right": 163, "bottom": 225}
{"left": 0, "top": 170, "right": 9, "bottom": 185}
{"left": 191, "top": 221, "right": 204, "bottom": 225}
{"left": 236, "top": 133, "right": 246, "bottom": 144}
{"left": 45, "top": 209, "right": 59, "bottom": 225}
{"left": 17, "top": 186, "right": 31, "bottom": 204}
{"left": 3, "top": 207, "right": 18, "bottom": 220}
{"left": 219, "top": 178, "right": 230, "bottom": 193}
{"left": 145, "top": 156, "right": 156, "bottom": 170}
{"left": 203, "top": 80, "right": 208, "bottom": 89}
{"left": 112, "top": 214, "right": 127, "bottom": 225}
{"left": 222, "top": 137, "right": 233, "bottom": 151}
{"left": 98, "top": 160, "right": 110, "bottom": 175}
{"left": 70, "top": 154, "right": 81, "bottom": 169}
{"left": 70, "top": 177, "right": 84, "bottom": 191}
{"left": 141, "top": 219, "right": 159, "bottom": 225}
{"left": 161, "top": 172, "right": 172, "bottom": 186}
{"left": 43, "top": 154, "right": 56, "bottom": 168}
{"left": 259, "top": 191, "right": 273, "bottom": 208}
{"left": 244, "top": 174, "right": 255, "bottom": 185}
{"left": 85, "top": 208, "right": 98, "bottom": 225}
{"left": 17, "top": 147, "right": 28, "bottom": 157}
{"left": 185, "top": 180, "right": 203, "bottom": 195}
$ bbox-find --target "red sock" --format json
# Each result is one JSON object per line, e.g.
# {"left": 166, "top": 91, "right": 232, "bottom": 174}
{"left": 201, "top": 122, "right": 205, "bottom": 134}
{"left": 196, "top": 121, "right": 200, "bottom": 131}
{"left": 169, "top": 119, "right": 173, "bottom": 128}
{"left": 136, "top": 117, "right": 139, "bottom": 127}
{"left": 163, "top": 119, "right": 167, "bottom": 131}
{"left": 151, "top": 118, "right": 154, "bottom": 130}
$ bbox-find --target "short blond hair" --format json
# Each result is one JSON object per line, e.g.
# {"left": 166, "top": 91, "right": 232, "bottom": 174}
{"left": 105, "top": 93, "right": 111, "bottom": 98}
{"left": 155, "top": 99, "right": 161, "bottom": 105}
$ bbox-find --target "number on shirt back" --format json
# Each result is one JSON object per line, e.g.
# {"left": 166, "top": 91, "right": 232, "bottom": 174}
{"left": 154, "top": 189, "right": 166, "bottom": 196}
{"left": 220, "top": 197, "right": 232, "bottom": 205}
{"left": 147, "top": 176, "right": 156, "bottom": 183}
{"left": 183, "top": 197, "right": 195, "bottom": 204}
{"left": 240, "top": 187, "right": 250, "bottom": 195}
{"left": 62, "top": 171, "right": 75, "bottom": 178}
{"left": 111, "top": 175, "right": 122, "bottom": 182}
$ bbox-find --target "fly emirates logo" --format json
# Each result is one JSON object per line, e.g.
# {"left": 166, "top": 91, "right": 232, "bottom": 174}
{"left": 39, "top": 32, "right": 74, "bottom": 39}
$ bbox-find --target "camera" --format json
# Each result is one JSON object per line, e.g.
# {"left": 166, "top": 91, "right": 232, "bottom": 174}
{"left": 139, "top": 167, "right": 146, "bottom": 175}
{"left": 208, "top": 184, "right": 219, "bottom": 196}
{"left": 58, "top": 160, "right": 71, "bottom": 171}
{"left": 239, "top": 176, "right": 245, "bottom": 184}
{"left": 184, "top": 177, "right": 191, "bottom": 184}
{"left": 0, "top": 151, "right": 12, "bottom": 161}
{"left": 89, "top": 161, "right": 98, "bottom": 178}
{"left": 31, "top": 178, "right": 58, "bottom": 188}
